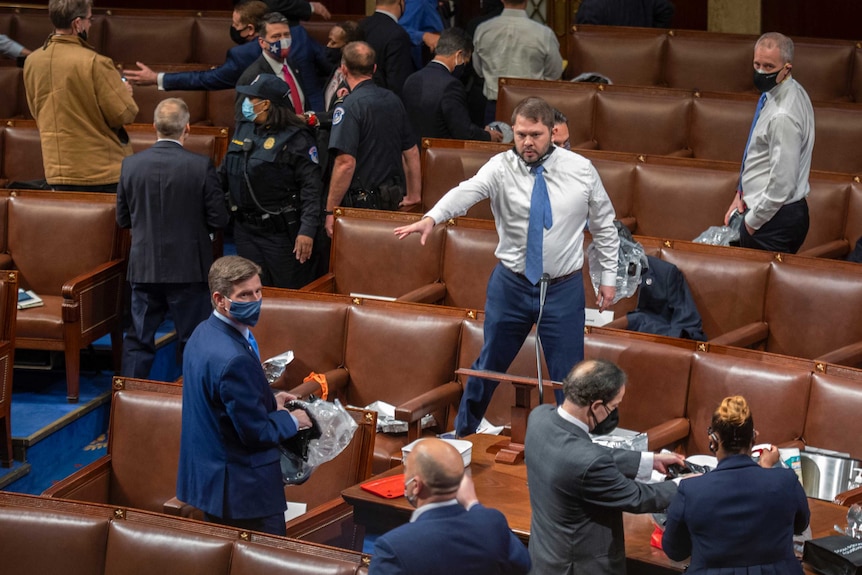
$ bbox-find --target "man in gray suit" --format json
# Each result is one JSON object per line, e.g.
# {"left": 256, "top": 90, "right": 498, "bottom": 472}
{"left": 117, "top": 98, "right": 229, "bottom": 379}
{"left": 525, "top": 359, "right": 685, "bottom": 574}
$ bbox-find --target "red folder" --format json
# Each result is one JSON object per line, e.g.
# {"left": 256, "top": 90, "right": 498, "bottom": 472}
{"left": 360, "top": 474, "right": 405, "bottom": 499}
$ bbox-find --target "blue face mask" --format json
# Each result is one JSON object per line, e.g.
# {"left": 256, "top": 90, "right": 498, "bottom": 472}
{"left": 241, "top": 97, "right": 259, "bottom": 122}
{"left": 226, "top": 296, "right": 262, "bottom": 326}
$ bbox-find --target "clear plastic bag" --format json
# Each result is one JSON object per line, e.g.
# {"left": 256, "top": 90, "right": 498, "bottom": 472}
{"left": 262, "top": 350, "right": 294, "bottom": 384}
{"left": 587, "top": 234, "right": 647, "bottom": 304}
{"left": 693, "top": 209, "right": 743, "bottom": 246}
{"left": 279, "top": 398, "right": 358, "bottom": 484}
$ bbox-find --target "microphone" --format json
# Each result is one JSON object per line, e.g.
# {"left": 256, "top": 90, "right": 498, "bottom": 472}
{"left": 535, "top": 273, "right": 550, "bottom": 405}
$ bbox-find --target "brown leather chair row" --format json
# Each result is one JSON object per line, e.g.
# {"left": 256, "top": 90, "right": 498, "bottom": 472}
{"left": 0, "top": 190, "right": 126, "bottom": 401}
{"left": 0, "top": 491, "right": 369, "bottom": 575}
{"left": 43, "top": 376, "right": 378, "bottom": 549}
{"left": 419, "top": 138, "right": 862, "bottom": 259}
{"left": 0, "top": 6, "right": 352, "bottom": 66}
{"left": 0, "top": 268, "right": 16, "bottom": 468}
{"left": 495, "top": 78, "right": 862, "bottom": 175}
{"left": 0, "top": 120, "right": 229, "bottom": 187}
{"left": 566, "top": 24, "right": 862, "bottom": 104}
{"left": 220, "top": 287, "right": 862, "bottom": 482}
{"left": 305, "top": 209, "right": 862, "bottom": 369}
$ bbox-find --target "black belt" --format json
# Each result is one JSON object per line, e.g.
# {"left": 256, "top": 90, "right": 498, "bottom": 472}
{"left": 512, "top": 269, "right": 580, "bottom": 285}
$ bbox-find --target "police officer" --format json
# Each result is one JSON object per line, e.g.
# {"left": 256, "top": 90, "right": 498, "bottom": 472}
{"left": 324, "top": 41, "right": 421, "bottom": 237}
{"left": 221, "top": 74, "right": 323, "bottom": 288}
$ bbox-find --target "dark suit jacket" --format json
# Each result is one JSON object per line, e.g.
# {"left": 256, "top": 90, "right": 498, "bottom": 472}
{"left": 177, "top": 314, "right": 299, "bottom": 519}
{"left": 163, "top": 40, "right": 261, "bottom": 91}
{"left": 627, "top": 256, "right": 707, "bottom": 341}
{"left": 524, "top": 405, "right": 678, "bottom": 575}
{"left": 116, "top": 141, "right": 228, "bottom": 284}
{"left": 358, "top": 11, "right": 415, "bottom": 97}
{"left": 662, "top": 454, "right": 809, "bottom": 574}
{"left": 234, "top": 35, "right": 320, "bottom": 120}
{"left": 369, "top": 502, "right": 530, "bottom": 575}
{"left": 402, "top": 61, "right": 491, "bottom": 147}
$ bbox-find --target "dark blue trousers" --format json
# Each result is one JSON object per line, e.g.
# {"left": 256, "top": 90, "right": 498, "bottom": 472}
{"left": 121, "top": 282, "right": 211, "bottom": 379}
{"left": 739, "top": 198, "right": 809, "bottom": 254}
{"left": 454, "top": 263, "right": 585, "bottom": 437}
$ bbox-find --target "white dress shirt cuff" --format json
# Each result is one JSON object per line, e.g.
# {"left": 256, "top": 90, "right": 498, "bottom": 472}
{"left": 601, "top": 270, "right": 617, "bottom": 287}
{"left": 157, "top": 72, "right": 165, "bottom": 91}
{"left": 636, "top": 451, "right": 653, "bottom": 481}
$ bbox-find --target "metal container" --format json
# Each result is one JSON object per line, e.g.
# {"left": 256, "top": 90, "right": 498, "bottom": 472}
{"left": 800, "top": 452, "right": 862, "bottom": 501}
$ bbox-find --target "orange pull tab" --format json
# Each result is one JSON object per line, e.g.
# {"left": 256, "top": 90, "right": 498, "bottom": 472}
{"left": 650, "top": 525, "right": 664, "bottom": 549}
{"left": 303, "top": 372, "right": 329, "bottom": 401}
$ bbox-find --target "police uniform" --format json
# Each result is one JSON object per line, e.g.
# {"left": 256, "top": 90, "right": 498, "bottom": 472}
{"left": 221, "top": 119, "right": 323, "bottom": 288}
{"left": 328, "top": 78, "right": 416, "bottom": 210}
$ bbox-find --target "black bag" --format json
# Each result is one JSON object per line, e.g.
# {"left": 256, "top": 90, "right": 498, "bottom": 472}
{"left": 803, "top": 535, "right": 862, "bottom": 575}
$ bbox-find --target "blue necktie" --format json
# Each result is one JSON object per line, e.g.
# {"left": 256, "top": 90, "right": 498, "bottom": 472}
{"left": 248, "top": 331, "right": 260, "bottom": 360}
{"left": 737, "top": 92, "right": 768, "bottom": 197}
{"left": 525, "top": 164, "right": 553, "bottom": 284}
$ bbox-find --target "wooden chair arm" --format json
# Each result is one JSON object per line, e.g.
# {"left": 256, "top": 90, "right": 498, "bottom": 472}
{"left": 41, "top": 456, "right": 112, "bottom": 501}
{"left": 163, "top": 496, "right": 204, "bottom": 519}
{"left": 709, "top": 322, "right": 769, "bottom": 349}
{"left": 815, "top": 340, "right": 862, "bottom": 368}
{"left": 287, "top": 367, "right": 349, "bottom": 400}
{"left": 395, "top": 381, "right": 462, "bottom": 424}
{"left": 396, "top": 282, "right": 446, "bottom": 304}
{"left": 61, "top": 258, "right": 125, "bottom": 324}
{"left": 643, "top": 418, "right": 690, "bottom": 452}
{"left": 299, "top": 273, "right": 335, "bottom": 293}
{"left": 834, "top": 485, "right": 862, "bottom": 507}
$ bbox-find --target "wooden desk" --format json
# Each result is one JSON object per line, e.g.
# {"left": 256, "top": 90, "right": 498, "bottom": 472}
{"left": 342, "top": 434, "right": 849, "bottom": 574}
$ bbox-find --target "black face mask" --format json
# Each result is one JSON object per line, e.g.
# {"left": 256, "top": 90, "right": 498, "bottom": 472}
{"left": 77, "top": 30, "right": 88, "bottom": 42}
{"left": 324, "top": 47, "right": 342, "bottom": 68}
{"left": 591, "top": 404, "right": 619, "bottom": 436}
{"left": 452, "top": 63, "right": 467, "bottom": 79}
{"left": 229, "top": 25, "right": 248, "bottom": 45}
{"left": 753, "top": 68, "right": 781, "bottom": 93}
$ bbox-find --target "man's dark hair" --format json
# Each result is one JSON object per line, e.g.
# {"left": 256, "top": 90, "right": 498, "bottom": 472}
{"left": 552, "top": 108, "right": 567, "bottom": 126}
{"left": 339, "top": 20, "right": 364, "bottom": 44}
{"left": 511, "top": 96, "right": 555, "bottom": 132}
{"left": 342, "top": 41, "right": 376, "bottom": 77}
{"left": 562, "top": 359, "right": 627, "bottom": 407}
{"left": 234, "top": 0, "right": 269, "bottom": 28}
{"left": 434, "top": 27, "right": 473, "bottom": 57}
{"left": 49, "top": 0, "right": 92, "bottom": 29}
{"left": 256, "top": 11, "right": 289, "bottom": 36}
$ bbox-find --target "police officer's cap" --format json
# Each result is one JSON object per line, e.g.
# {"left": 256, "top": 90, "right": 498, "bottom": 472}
{"left": 236, "top": 74, "right": 292, "bottom": 106}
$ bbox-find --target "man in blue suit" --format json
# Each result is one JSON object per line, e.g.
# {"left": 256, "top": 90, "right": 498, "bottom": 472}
{"left": 177, "top": 255, "right": 312, "bottom": 536}
{"left": 123, "top": 0, "right": 268, "bottom": 91}
{"left": 369, "top": 438, "right": 530, "bottom": 575}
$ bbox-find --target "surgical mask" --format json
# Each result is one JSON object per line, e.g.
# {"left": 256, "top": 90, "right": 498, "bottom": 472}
{"left": 241, "top": 97, "right": 260, "bottom": 122}
{"left": 230, "top": 24, "right": 248, "bottom": 45}
{"left": 591, "top": 404, "right": 619, "bottom": 436}
{"left": 404, "top": 476, "right": 418, "bottom": 508}
{"left": 753, "top": 67, "right": 782, "bottom": 93}
{"left": 226, "top": 296, "right": 262, "bottom": 326}
{"left": 266, "top": 37, "right": 291, "bottom": 60}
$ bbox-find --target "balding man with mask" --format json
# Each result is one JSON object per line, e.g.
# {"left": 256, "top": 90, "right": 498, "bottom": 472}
{"left": 369, "top": 438, "right": 530, "bottom": 575}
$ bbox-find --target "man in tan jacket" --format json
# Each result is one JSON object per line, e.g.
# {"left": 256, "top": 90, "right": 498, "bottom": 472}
{"left": 24, "top": 0, "right": 138, "bottom": 192}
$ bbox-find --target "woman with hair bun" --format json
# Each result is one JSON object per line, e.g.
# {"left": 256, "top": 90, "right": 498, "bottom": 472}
{"left": 661, "top": 395, "right": 810, "bottom": 574}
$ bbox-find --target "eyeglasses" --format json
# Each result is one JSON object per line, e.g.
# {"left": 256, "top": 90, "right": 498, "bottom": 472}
{"left": 77, "top": 15, "right": 94, "bottom": 23}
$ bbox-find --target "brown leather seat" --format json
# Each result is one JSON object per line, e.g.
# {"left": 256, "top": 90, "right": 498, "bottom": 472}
{"left": 9, "top": 191, "right": 126, "bottom": 401}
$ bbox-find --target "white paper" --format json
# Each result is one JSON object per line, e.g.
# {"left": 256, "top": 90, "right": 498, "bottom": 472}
{"left": 284, "top": 502, "right": 307, "bottom": 522}
{"left": 585, "top": 308, "right": 615, "bottom": 327}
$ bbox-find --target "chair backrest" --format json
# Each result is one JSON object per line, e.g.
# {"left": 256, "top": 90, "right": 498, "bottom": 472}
{"left": 440, "top": 221, "right": 498, "bottom": 309}
{"left": 568, "top": 26, "right": 666, "bottom": 86}
{"left": 108, "top": 381, "right": 184, "bottom": 512}
{"left": 685, "top": 352, "right": 811, "bottom": 456}
{"left": 593, "top": 88, "right": 690, "bottom": 155}
{"left": 284, "top": 407, "right": 376, "bottom": 510}
{"left": 421, "top": 140, "right": 506, "bottom": 218}
{"left": 664, "top": 33, "right": 753, "bottom": 92}
{"left": 331, "top": 210, "right": 445, "bottom": 299}
{"left": 0, "top": 67, "right": 25, "bottom": 120}
{"left": 255, "top": 289, "right": 349, "bottom": 389}
{"left": 342, "top": 304, "right": 463, "bottom": 408}
{"left": 801, "top": 176, "right": 852, "bottom": 254}
{"left": 802, "top": 371, "right": 862, "bottom": 460}
{"left": 7, "top": 192, "right": 120, "bottom": 294}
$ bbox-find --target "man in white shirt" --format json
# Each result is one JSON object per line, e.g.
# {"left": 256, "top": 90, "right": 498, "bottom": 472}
{"left": 472, "top": 0, "right": 563, "bottom": 124}
{"left": 724, "top": 32, "right": 814, "bottom": 254}
{"left": 394, "top": 96, "right": 619, "bottom": 437}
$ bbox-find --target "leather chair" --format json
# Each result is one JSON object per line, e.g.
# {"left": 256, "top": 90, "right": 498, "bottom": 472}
{"left": 302, "top": 209, "right": 446, "bottom": 303}
{"left": 567, "top": 25, "right": 665, "bottom": 86}
{"left": 0, "top": 68, "right": 25, "bottom": 120}
{"left": 0, "top": 269, "right": 17, "bottom": 467}
{"left": 9, "top": 191, "right": 126, "bottom": 402}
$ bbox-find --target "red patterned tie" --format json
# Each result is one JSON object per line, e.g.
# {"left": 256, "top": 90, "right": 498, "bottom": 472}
{"left": 282, "top": 64, "right": 304, "bottom": 114}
